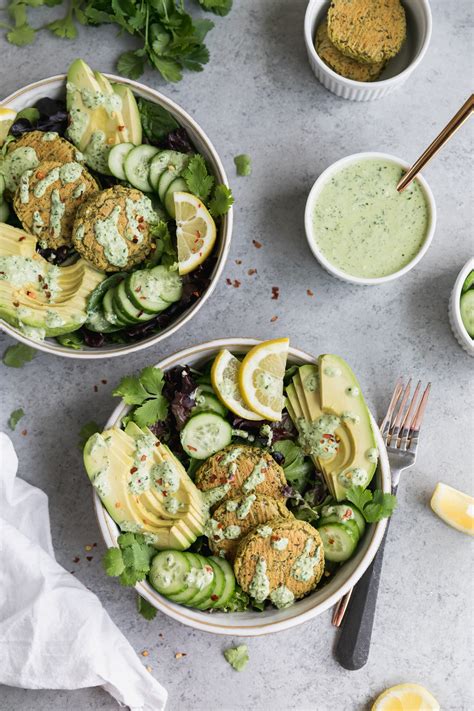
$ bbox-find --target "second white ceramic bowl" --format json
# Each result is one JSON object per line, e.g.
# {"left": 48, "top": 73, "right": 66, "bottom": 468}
{"left": 304, "top": 0, "right": 433, "bottom": 101}
{"left": 304, "top": 151, "right": 437, "bottom": 286}
{"left": 93, "top": 338, "right": 391, "bottom": 636}
{"left": 448, "top": 258, "right": 474, "bottom": 356}
{"left": 0, "top": 75, "right": 233, "bottom": 358}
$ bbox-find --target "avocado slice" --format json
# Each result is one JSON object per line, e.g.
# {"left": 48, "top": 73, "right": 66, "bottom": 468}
{"left": 0, "top": 223, "right": 104, "bottom": 337}
{"left": 111, "top": 83, "right": 142, "bottom": 145}
{"left": 66, "top": 60, "right": 129, "bottom": 173}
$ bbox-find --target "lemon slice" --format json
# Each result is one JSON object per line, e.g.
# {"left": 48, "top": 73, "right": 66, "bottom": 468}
{"left": 174, "top": 192, "right": 217, "bottom": 275}
{"left": 430, "top": 482, "right": 474, "bottom": 536}
{"left": 0, "top": 107, "right": 16, "bottom": 146}
{"left": 239, "top": 338, "right": 289, "bottom": 421}
{"left": 211, "top": 349, "right": 263, "bottom": 421}
{"left": 372, "top": 683, "right": 440, "bottom": 711}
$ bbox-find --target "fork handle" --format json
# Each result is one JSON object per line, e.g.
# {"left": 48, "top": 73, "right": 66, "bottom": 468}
{"left": 335, "top": 484, "right": 398, "bottom": 670}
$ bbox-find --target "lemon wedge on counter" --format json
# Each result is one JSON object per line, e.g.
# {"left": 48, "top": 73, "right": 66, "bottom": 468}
{"left": 211, "top": 349, "right": 263, "bottom": 421}
{"left": 174, "top": 192, "right": 216, "bottom": 275}
{"left": 430, "top": 482, "right": 474, "bottom": 536}
{"left": 372, "top": 683, "right": 440, "bottom": 711}
{"left": 0, "top": 107, "right": 16, "bottom": 146}
{"left": 239, "top": 338, "right": 289, "bottom": 421}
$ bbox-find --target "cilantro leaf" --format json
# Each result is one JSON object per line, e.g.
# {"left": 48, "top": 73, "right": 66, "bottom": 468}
{"left": 122, "top": 542, "right": 154, "bottom": 572}
{"left": 148, "top": 221, "right": 178, "bottom": 268}
{"left": 148, "top": 54, "right": 183, "bottom": 83}
{"left": 117, "top": 50, "right": 146, "bottom": 80}
{"left": 78, "top": 421, "right": 101, "bottom": 450}
{"left": 119, "top": 567, "right": 147, "bottom": 586}
{"left": 183, "top": 155, "right": 214, "bottom": 202}
{"left": 113, "top": 376, "right": 149, "bottom": 405}
{"left": 346, "top": 486, "right": 373, "bottom": 513}
{"left": 2, "top": 343, "right": 36, "bottom": 368}
{"left": 137, "top": 595, "right": 157, "bottom": 620}
{"left": 138, "top": 97, "right": 180, "bottom": 142}
{"left": 133, "top": 397, "right": 168, "bottom": 428}
{"left": 209, "top": 184, "right": 234, "bottom": 217}
{"left": 117, "top": 532, "right": 140, "bottom": 548}
{"left": 363, "top": 490, "right": 397, "bottom": 522}
{"left": 7, "top": 24, "right": 36, "bottom": 46}
{"left": 199, "top": 0, "right": 233, "bottom": 16}
{"left": 103, "top": 547, "right": 125, "bottom": 577}
{"left": 140, "top": 367, "right": 165, "bottom": 397}
{"left": 56, "top": 332, "right": 84, "bottom": 349}
{"left": 234, "top": 154, "right": 252, "bottom": 176}
{"left": 8, "top": 408, "right": 25, "bottom": 431}
{"left": 224, "top": 644, "right": 249, "bottom": 672}
{"left": 47, "top": 13, "right": 77, "bottom": 39}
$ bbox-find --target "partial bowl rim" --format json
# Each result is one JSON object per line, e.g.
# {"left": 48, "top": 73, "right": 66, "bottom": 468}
{"left": 449, "top": 257, "right": 474, "bottom": 354}
{"left": 93, "top": 337, "right": 391, "bottom": 636}
{"left": 0, "top": 74, "right": 233, "bottom": 358}
{"left": 304, "top": 151, "right": 437, "bottom": 285}
{"left": 304, "top": 0, "right": 433, "bottom": 90}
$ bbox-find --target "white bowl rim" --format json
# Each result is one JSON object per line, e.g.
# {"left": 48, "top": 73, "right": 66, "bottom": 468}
{"left": 304, "top": 151, "right": 437, "bottom": 285}
{"left": 450, "top": 257, "right": 474, "bottom": 351}
{"left": 304, "top": 0, "right": 433, "bottom": 89}
{"left": 93, "top": 337, "right": 391, "bottom": 636}
{"left": 0, "top": 74, "right": 233, "bottom": 359}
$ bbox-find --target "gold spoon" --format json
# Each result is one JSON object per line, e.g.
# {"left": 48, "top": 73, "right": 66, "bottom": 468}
{"left": 397, "top": 93, "right": 474, "bottom": 192}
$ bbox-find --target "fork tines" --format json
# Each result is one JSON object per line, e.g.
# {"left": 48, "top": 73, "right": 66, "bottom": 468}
{"left": 380, "top": 379, "right": 431, "bottom": 451}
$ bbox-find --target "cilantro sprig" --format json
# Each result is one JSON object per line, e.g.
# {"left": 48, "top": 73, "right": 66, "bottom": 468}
{"left": 2, "top": 1, "right": 233, "bottom": 83}
{"left": 183, "top": 156, "right": 234, "bottom": 217}
{"left": 103, "top": 533, "right": 155, "bottom": 587}
{"left": 2, "top": 343, "right": 36, "bottom": 368}
{"left": 137, "top": 594, "right": 158, "bottom": 620}
{"left": 8, "top": 408, "right": 25, "bottom": 431}
{"left": 346, "top": 486, "right": 397, "bottom": 523}
{"left": 113, "top": 366, "right": 168, "bottom": 428}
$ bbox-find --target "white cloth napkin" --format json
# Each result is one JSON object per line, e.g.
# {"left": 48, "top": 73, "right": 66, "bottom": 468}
{"left": 0, "top": 432, "right": 168, "bottom": 710}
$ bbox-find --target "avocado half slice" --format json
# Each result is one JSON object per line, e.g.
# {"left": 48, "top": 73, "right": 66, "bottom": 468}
{"left": 285, "top": 355, "right": 378, "bottom": 501}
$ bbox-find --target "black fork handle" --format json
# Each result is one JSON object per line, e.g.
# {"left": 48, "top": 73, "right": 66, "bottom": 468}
{"left": 335, "top": 487, "right": 397, "bottom": 670}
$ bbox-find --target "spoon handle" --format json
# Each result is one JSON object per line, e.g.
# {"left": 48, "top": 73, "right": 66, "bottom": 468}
{"left": 397, "top": 94, "right": 474, "bottom": 192}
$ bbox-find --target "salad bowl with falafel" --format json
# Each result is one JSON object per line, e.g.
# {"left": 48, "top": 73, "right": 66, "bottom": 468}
{"left": 85, "top": 338, "right": 394, "bottom": 635}
{"left": 0, "top": 60, "right": 232, "bottom": 357}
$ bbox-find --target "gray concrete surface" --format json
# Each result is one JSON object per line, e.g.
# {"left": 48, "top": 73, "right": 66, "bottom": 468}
{"left": 1, "top": 1, "right": 473, "bottom": 710}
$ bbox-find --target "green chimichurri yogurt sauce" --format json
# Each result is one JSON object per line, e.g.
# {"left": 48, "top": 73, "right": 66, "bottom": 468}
{"left": 312, "top": 159, "right": 430, "bottom": 278}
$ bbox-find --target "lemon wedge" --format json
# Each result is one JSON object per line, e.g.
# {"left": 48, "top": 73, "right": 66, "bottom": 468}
{"left": 372, "top": 683, "right": 440, "bottom": 711}
{"left": 174, "top": 192, "right": 217, "bottom": 275}
{"left": 239, "top": 338, "right": 289, "bottom": 421}
{"left": 0, "top": 107, "right": 16, "bottom": 146}
{"left": 430, "top": 482, "right": 474, "bottom": 536}
{"left": 211, "top": 349, "right": 263, "bottom": 421}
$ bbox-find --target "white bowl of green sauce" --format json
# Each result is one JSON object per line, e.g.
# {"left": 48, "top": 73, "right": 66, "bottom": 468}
{"left": 304, "top": 152, "right": 436, "bottom": 285}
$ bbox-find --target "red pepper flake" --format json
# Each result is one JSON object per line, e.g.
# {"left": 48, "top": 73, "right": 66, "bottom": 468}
{"left": 187, "top": 445, "right": 197, "bottom": 452}
{"left": 13, "top": 301, "right": 19, "bottom": 307}
{"left": 226, "top": 278, "right": 232, "bottom": 286}
{"left": 233, "top": 279, "right": 241, "bottom": 288}
{"left": 138, "top": 216, "right": 144, "bottom": 223}
{"left": 140, "top": 454, "right": 147, "bottom": 462}
{"left": 93, "top": 385, "right": 98, "bottom": 392}
{"left": 322, "top": 434, "right": 333, "bottom": 440}
{"left": 86, "top": 556, "right": 93, "bottom": 562}
{"left": 21, "top": 429, "right": 27, "bottom": 436}
{"left": 248, "top": 268, "right": 257, "bottom": 276}
{"left": 93, "top": 543, "right": 97, "bottom": 547}
{"left": 162, "top": 491, "right": 168, "bottom": 497}
{"left": 38, "top": 274, "right": 43, "bottom": 282}
{"left": 117, "top": 125, "right": 125, "bottom": 131}
{"left": 210, "top": 594, "right": 219, "bottom": 601}
{"left": 217, "top": 523, "right": 224, "bottom": 529}
{"left": 270, "top": 315, "right": 278, "bottom": 322}
{"left": 137, "top": 223, "right": 145, "bottom": 232}
{"left": 18, "top": 236, "right": 26, "bottom": 242}
{"left": 271, "top": 286, "right": 279, "bottom": 300}
{"left": 130, "top": 466, "right": 138, "bottom": 474}
{"left": 101, "top": 379, "right": 107, "bottom": 384}
{"left": 235, "top": 259, "right": 242, "bottom": 265}
{"left": 26, "top": 290, "right": 33, "bottom": 297}
{"left": 135, "top": 286, "right": 142, "bottom": 293}
{"left": 36, "top": 170, "right": 46, "bottom": 180}
{"left": 132, "top": 237, "right": 138, "bottom": 244}
{"left": 307, "top": 289, "right": 314, "bottom": 297}
{"left": 73, "top": 556, "right": 80, "bottom": 563}
{"left": 252, "top": 239, "right": 262, "bottom": 249}
{"left": 45, "top": 291, "right": 51, "bottom": 299}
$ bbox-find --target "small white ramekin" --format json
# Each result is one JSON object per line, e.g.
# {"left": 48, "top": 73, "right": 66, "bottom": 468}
{"left": 448, "top": 258, "right": 474, "bottom": 357}
{"left": 304, "top": 0, "right": 433, "bottom": 101}
{"left": 304, "top": 152, "right": 437, "bottom": 286}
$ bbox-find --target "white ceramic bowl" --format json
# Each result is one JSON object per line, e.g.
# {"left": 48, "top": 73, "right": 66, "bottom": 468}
{"left": 0, "top": 75, "right": 233, "bottom": 358}
{"left": 93, "top": 338, "right": 391, "bottom": 636}
{"left": 304, "top": 151, "right": 436, "bottom": 286}
{"left": 304, "top": 0, "right": 433, "bottom": 101}
{"left": 449, "top": 258, "right": 474, "bottom": 357}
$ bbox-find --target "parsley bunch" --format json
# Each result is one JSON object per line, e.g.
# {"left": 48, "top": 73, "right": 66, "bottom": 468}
{"left": 103, "top": 533, "right": 156, "bottom": 586}
{"left": 2, "top": 1, "right": 233, "bottom": 83}
{"left": 346, "top": 486, "right": 397, "bottom": 523}
{"left": 113, "top": 366, "right": 169, "bottom": 428}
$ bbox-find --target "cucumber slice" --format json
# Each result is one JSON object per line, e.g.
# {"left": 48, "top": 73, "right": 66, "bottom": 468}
{"left": 85, "top": 272, "right": 127, "bottom": 332}
{"left": 192, "top": 387, "right": 228, "bottom": 417}
{"left": 318, "top": 515, "right": 360, "bottom": 543}
{"left": 112, "top": 287, "right": 137, "bottom": 325}
{"left": 102, "top": 287, "right": 123, "bottom": 327}
{"left": 125, "top": 271, "right": 168, "bottom": 314}
{"left": 167, "top": 553, "right": 203, "bottom": 604}
{"left": 150, "top": 150, "right": 189, "bottom": 192}
{"left": 157, "top": 152, "right": 190, "bottom": 202}
{"left": 209, "top": 556, "right": 235, "bottom": 609}
{"left": 317, "top": 522, "right": 358, "bottom": 562}
{"left": 194, "top": 557, "right": 226, "bottom": 610}
{"left": 0, "top": 200, "right": 10, "bottom": 222}
{"left": 180, "top": 412, "right": 232, "bottom": 460}
{"left": 149, "top": 551, "right": 191, "bottom": 596}
{"left": 186, "top": 555, "right": 217, "bottom": 608}
{"left": 115, "top": 280, "right": 156, "bottom": 323}
{"left": 460, "top": 290, "right": 474, "bottom": 337}
{"left": 126, "top": 265, "right": 182, "bottom": 313}
{"left": 342, "top": 503, "right": 366, "bottom": 537}
{"left": 108, "top": 142, "right": 134, "bottom": 180}
{"left": 164, "top": 177, "right": 188, "bottom": 218}
{"left": 124, "top": 145, "right": 160, "bottom": 192}
{"left": 462, "top": 270, "right": 474, "bottom": 294}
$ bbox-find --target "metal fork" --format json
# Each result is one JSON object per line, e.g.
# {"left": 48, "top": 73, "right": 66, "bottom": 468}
{"left": 332, "top": 378, "right": 431, "bottom": 670}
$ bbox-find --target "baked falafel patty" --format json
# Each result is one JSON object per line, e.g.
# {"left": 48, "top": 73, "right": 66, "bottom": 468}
{"left": 234, "top": 518, "right": 325, "bottom": 608}
{"left": 208, "top": 494, "right": 293, "bottom": 561}
{"left": 13, "top": 160, "right": 98, "bottom": 249}
{"left": 72, "top": 186, "right": 157, "bottom": 272}
{"left": 195, "top": 444, "right": 287, "bottom": 509}
{"left": 316, "top": 19, "right": 385, "bottom": 81}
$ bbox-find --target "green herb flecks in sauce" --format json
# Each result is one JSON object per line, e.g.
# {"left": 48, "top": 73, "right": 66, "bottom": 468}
{"left": 291, "top": 537, "right": 321, "bottom": 582}
{"left": 50, "top": 189, "right": 65, "bottom": 238}
{"left": 3, "top": 147, "right": 39, "bottom": 192}
{"left": 270, "top": 585, "right": 295, "bottom": 609}
{"left": 249, "top": 557, "right": 270, "bottom": 602}
{"left": 242, "top": 459, "right": 268, "bottom": 494}
{"left": 297, "top": 415, "right": 340, "bottom": 459}
{"left": 94, "top": 205, "right": 129, "bottom": 268}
